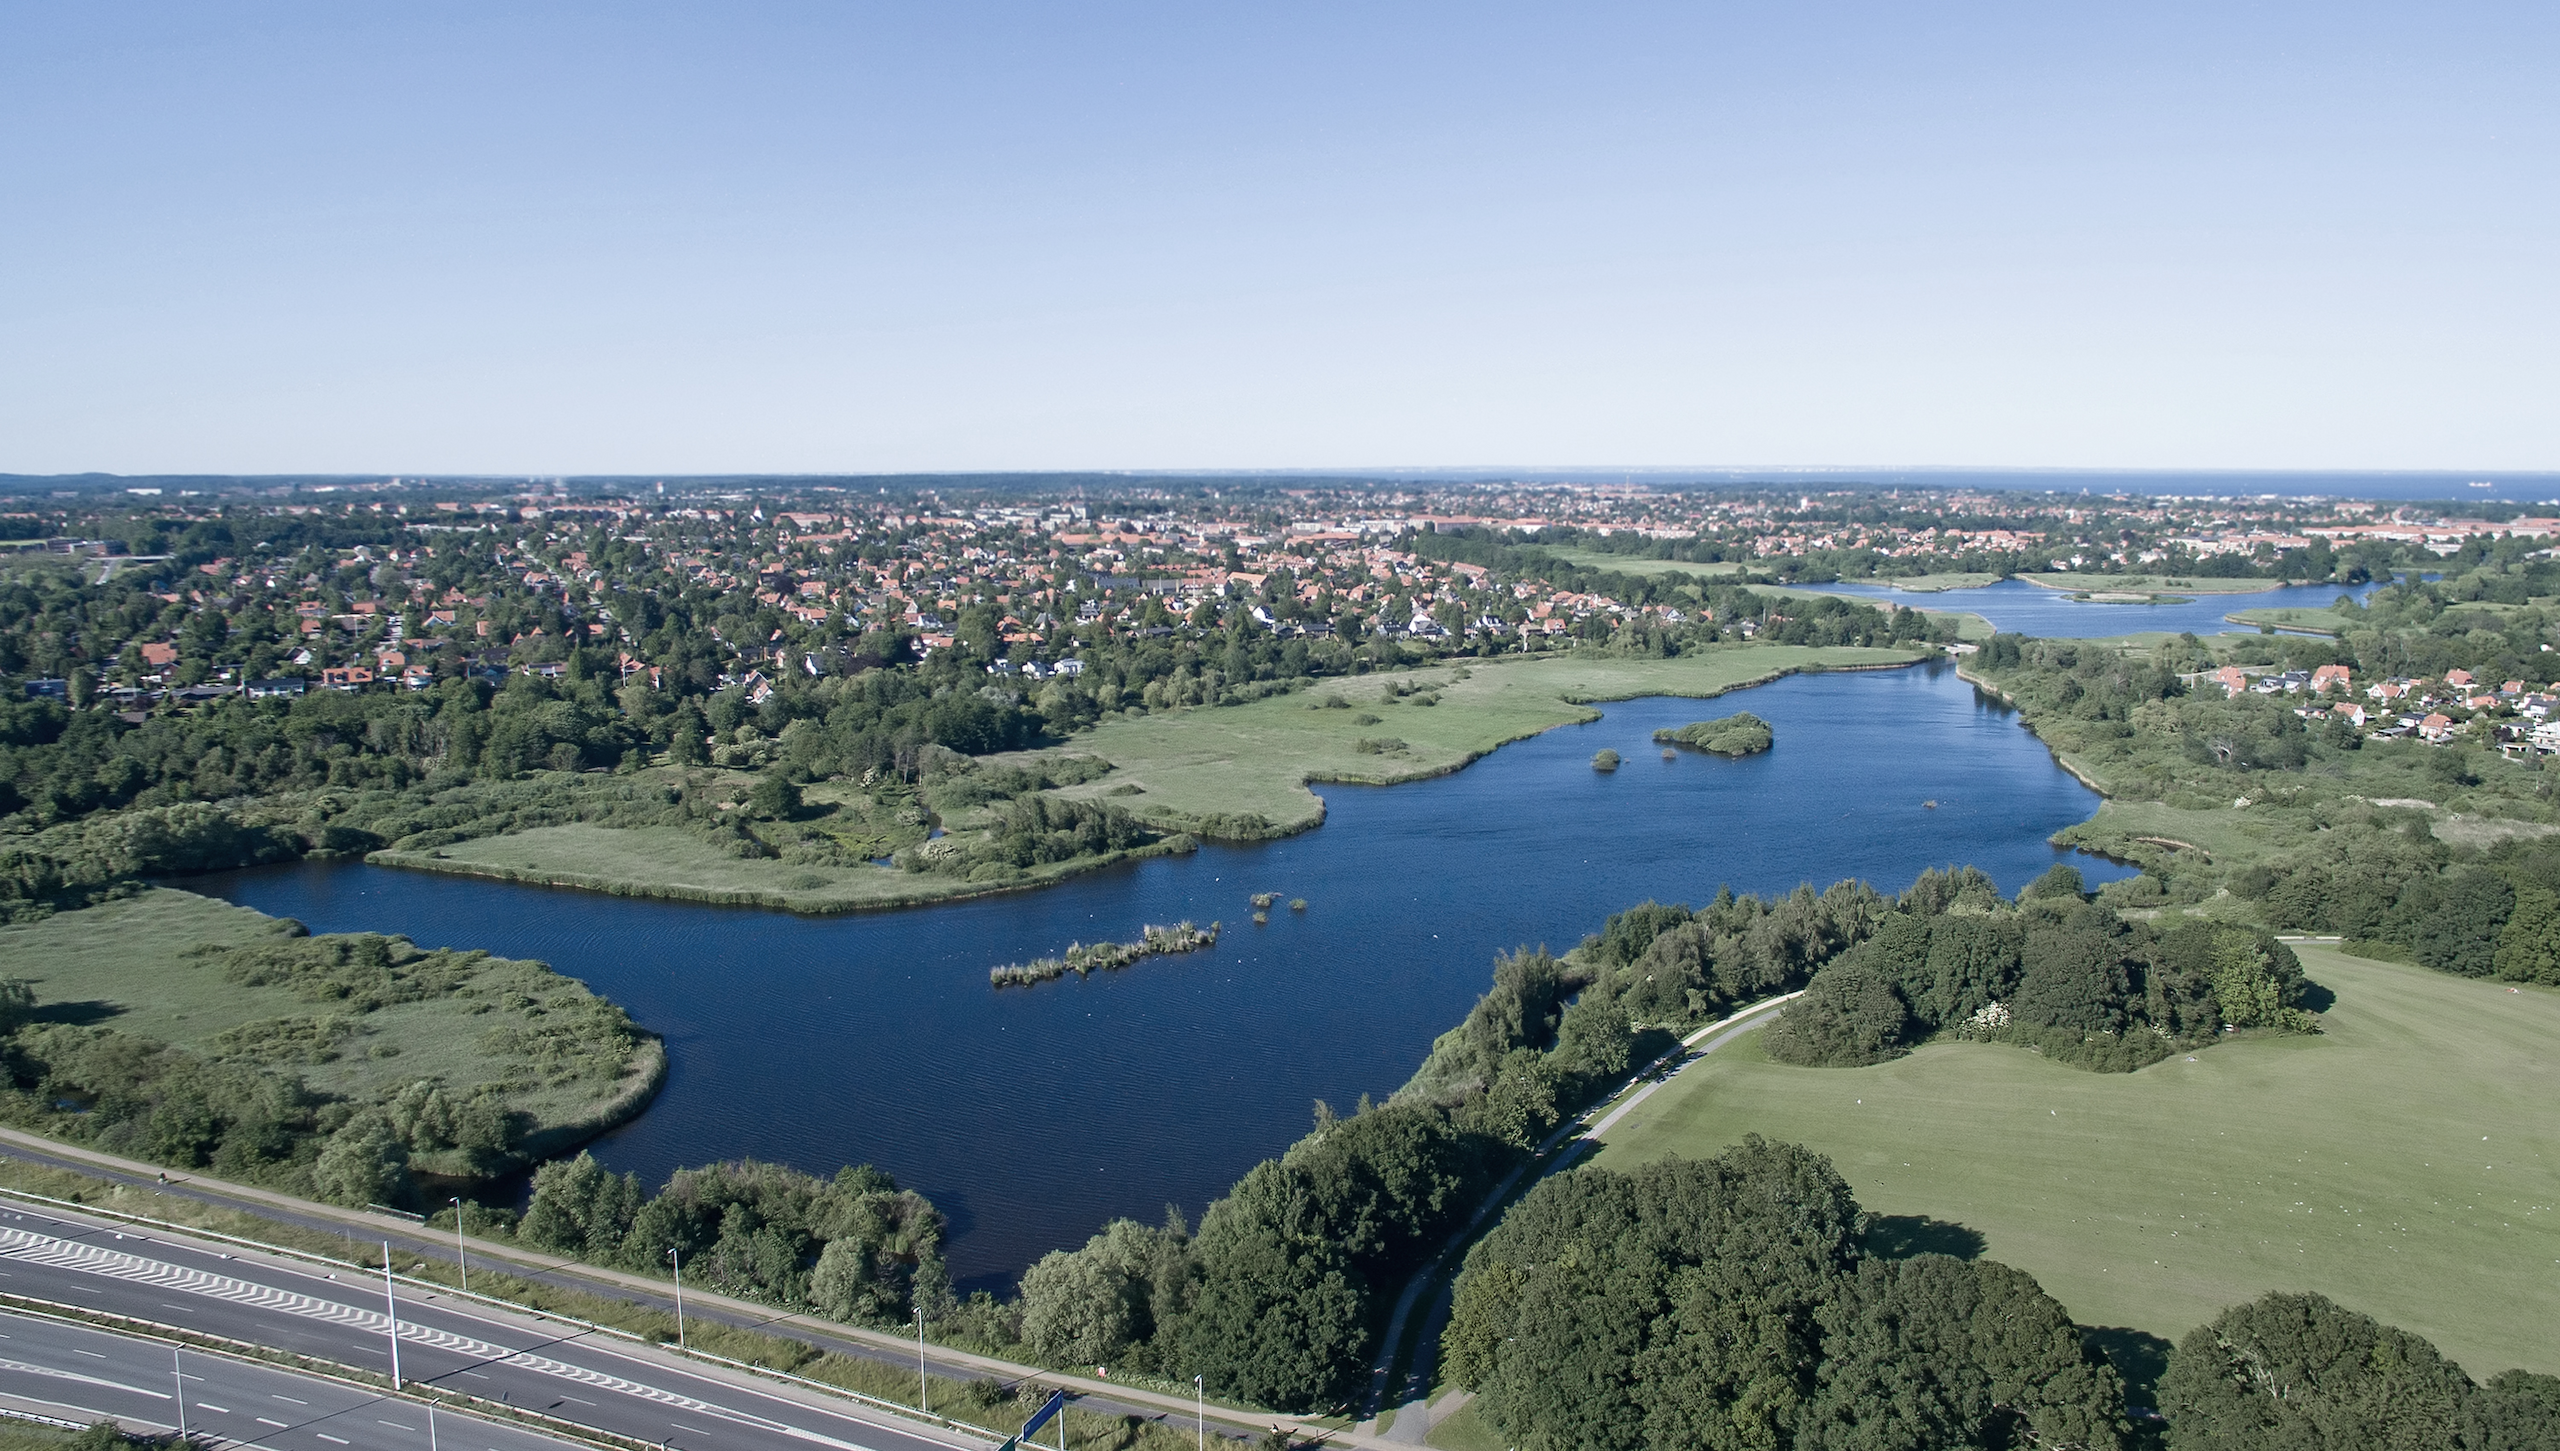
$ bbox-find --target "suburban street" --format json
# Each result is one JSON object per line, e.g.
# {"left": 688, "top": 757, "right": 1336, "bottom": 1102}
{"left": 0, "top": 1198, "right": 980, "bottom": 1451}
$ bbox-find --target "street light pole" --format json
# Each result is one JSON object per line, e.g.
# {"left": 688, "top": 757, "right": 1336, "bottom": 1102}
{"left": 450, "top": 1198, "right": 468, "bottom": 1294}
{"left": 173, "top": 1348, "right": 187, "bottom": 1439}
{"left": 667, "top": 1248, "right": 686, "bottom": 1351}
{"left": 382, "top": 1241, "right": 403, "bottom": 1388}
{"left": 1194, "top": 1375, "right": 1203, "bottom": 1451}
{"left": 914, "top": 1308, "right": 928, "bottom": 1415}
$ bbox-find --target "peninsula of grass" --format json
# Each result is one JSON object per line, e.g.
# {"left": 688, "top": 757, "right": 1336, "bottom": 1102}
{"left": 1590, "top": 946, "right": 2560, "bottom": 1380}
{"left": 0, "top": 887, "right": 664, "bottom": 1181}
{"left": 1030, "top": 644, "right": 1923, "bottom": 837}
{"left": 372, "top": 821, "right": 1190, "bottom": 914}
{"left": 2018, "top": 572, "right": 2313, "bottom": 597}
{"left": 2223, "top": 605, "right": 2352, "bottom": 635}
{"left": 1653, "top": 711, "right": 1774, "bottom": 756}
{"left": 1531, "top": 547, "right": 1755, "bottom": 579}
{"left": 1751, "top": 583, "right": 1998, "bottom": 641}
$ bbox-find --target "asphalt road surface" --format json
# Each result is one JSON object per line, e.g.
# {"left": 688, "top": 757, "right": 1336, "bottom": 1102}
{"left": 0, "top": 1307, "right": 580, "bottom": 1451}
{"left": 0, "top": 1200, "right": 979, "bottom": 1451}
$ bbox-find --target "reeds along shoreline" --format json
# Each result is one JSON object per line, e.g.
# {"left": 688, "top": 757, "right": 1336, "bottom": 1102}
{"left": 989, "top": 920, "right": 1222, "bottom": 987}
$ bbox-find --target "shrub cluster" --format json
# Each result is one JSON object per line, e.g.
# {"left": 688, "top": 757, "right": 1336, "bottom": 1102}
{"left": 521, "top": 1154, "right": 949, "bottom": 1325}
{"left": 1761, "top": 867, "right": 2314, "bottom": 1072}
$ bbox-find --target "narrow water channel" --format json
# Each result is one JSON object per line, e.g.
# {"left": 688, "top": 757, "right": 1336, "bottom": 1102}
{"left": 195, "top": 661, "right": 2131, "bottom": 1290}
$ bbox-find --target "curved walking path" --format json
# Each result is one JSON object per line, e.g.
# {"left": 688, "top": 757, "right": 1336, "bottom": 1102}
{"left": 1354, "top": 989, "right": 1803, "bottom": 1442}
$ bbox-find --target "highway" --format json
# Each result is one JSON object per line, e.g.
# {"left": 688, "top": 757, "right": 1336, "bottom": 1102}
{"left": 0, "top": 1199, "right": 984, "bottom": 1451}
{"left": 0, "top": 1308, "right": 577, "bottom": 1451}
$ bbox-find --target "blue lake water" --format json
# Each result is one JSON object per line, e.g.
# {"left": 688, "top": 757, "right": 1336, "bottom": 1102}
{"left": 194, "top": 662, "right": 2131, "bottom": 1291}
{"left": 1797, "top": 576, "right": 2381, "bottom": 637}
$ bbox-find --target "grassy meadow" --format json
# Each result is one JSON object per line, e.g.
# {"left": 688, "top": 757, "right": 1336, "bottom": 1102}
{"left": 1590, "top": 946, "right": 2560, "bottom": 1379}
{"left": 1752, "top": 583, "right": 1998, "bottom": 641}
{"left": 1031, "top": 644, "right": 1925, "bottom": 834}
{"left": 377, "top": 820, "right": 1179, "bottom": 912}
{"left": 1532, "top": 546, "right": 1755, "bottom": 579}
{"left": 2222, "top": 605, "right": 2353, "bottom": 634}
{"left": 0, "top": 888, "right": 662, "bottom": 1158}
{"left": 2020, "top": 573, "right": 2311, "bottom": 598}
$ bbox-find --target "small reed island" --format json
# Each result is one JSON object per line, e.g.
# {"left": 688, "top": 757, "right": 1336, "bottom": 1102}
{"left": 1654, "top": 711, "right": 1775, "bottom": 756}
{"left": 990, "top": 920, "right": 1221, "bottom": 987}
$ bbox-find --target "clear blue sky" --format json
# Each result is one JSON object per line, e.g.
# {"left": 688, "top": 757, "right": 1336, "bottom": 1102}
{"left": 2, "top": 3, "right": 2552, "bottom": 475}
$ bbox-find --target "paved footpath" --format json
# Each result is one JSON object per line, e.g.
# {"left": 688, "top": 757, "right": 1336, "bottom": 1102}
{"left": 1355, "top": 990, "right": 1804, "bottom": 1443}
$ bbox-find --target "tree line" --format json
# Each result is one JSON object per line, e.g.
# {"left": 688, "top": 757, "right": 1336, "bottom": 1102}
{"left": 1440, "top": 1136, "right": 2560, "bottom": 1450}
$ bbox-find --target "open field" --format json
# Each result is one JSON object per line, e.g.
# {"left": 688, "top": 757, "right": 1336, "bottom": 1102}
{"left": 1032, "top": 645, "right": 1925, "bottom": 834}
{"left": 1591, "top": 947, "right": 2560, "bottom": 1378}
{"left": 0, "top": 889, "right": 662, "bottom": 1157}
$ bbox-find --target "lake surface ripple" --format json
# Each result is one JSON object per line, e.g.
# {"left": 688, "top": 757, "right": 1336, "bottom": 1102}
{"left": 195, "top": 662, "right": 2130, "bottom": 1290}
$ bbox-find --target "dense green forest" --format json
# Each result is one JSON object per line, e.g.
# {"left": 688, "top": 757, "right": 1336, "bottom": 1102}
{"left": 519, "top": 1155, "right": 949, "bottom": 1325}
{"left": 1439, "top": 1137, "right": 2560, "bottom": 1451}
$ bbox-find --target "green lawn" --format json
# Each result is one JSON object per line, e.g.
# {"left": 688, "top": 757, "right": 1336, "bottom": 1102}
{"left": 0, "top": 889, "right": 662, "bottom": 1158}
{"left": 1030, "top": 646, "right": 1925, "bottom": 834}
{"left": 1591, "top": 947, "right": 2560, "bottom": 1379}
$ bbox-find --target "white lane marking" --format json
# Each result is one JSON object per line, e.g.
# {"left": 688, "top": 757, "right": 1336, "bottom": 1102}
{"left": 0, "top": 1228, "right": 886, "bottom": 1451}
{"left": 274, "top": 1395, "right": 309, "bottom": 1404}
{"left": 318, "top": 1435, "right": 350, "bottom": 1444}
{"left": 0, "top": 1355, "right": 171, "bottom": 1399}
{"left": 379, "top": 1420, "right": 415, "bottom": 1430}
{"left": 257, "top": 1417, "right": 290, "bottom": 1427}
{"left": 200, "top": 1404, "right": 234, "bottom": 1413}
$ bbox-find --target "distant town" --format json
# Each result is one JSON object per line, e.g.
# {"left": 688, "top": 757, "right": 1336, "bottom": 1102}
{"left": 9, "top": 477, "right": 2556, "bottom": 730}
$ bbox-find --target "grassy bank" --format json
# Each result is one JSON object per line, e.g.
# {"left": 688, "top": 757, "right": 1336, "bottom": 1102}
{"left": 373, "top": 824, "right": 1191, "bottom": 913}
{"left": 1531, "top": 547, "right": 1754, "bottom": 579}
{"left": 0, "top": 888, "right": 662, "bottom": 1186}
{"left": 2018, "top": 572, "right": 2314, "bottom": 597}
{"left": 1592, "top": 946, "right": 2560, "bottom": 1379}
{"left": 1752, "top": 584, "right": 1998, "bottom": 641}
{"left": 1032, "top": 645, "right": 1926, "bottom": 835}
{"left": 2224, "top": 604, "right": 2351, "bottom": 634}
